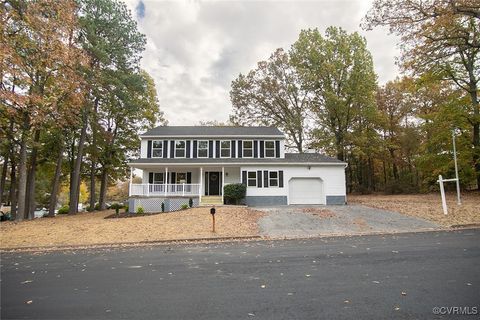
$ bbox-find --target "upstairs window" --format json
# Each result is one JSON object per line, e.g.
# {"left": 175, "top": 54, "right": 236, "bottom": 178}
{"left": 220, "top": 140, "right": 231, "bottom": 158}
{"left": 265, "top": 140, "right": 275, "bottom": 158}
{"left": 198, "top": 140, "right": 208, "bottom": 158}
{"left": 243, "top": 140, "right": 253, "bottom": 158}
{"left": 247, "top": 171, "right": 257, "bottom": 187}
{"left": 152, "top": 140, "right": 163, "bottom": 158}
{"left": 175, "top": 140, "right": 186, "bottom": 158}
{"left": 269, "top": 171, "right": 279, "bottom": 187}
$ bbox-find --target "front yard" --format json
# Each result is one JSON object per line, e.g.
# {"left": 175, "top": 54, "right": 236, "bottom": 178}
{"left": 0, "top": 207, "right": 264, "bottom": 250}
{"left": 349, "top": 192, "right": 480, "bottom": 227}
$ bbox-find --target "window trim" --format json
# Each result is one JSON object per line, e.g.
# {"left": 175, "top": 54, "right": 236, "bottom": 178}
{"left": 220, "top": 140, "right": 231, "bottom": 158}
{"left": 151, "top": 140, "right": 163, "bottom": 158}
{"left": 197, "top": 140, "right": 209, "bottom": 158}
{"left": 176, "top": 172, "right": 188, "bottom": 184}
{"left": 268, "top": 171, "right": 279, "bottom": 187}
{"left": 247, "top": 171, "right": 257, "bottom": 187}
{"left": 174, "top": 140, "right": 186, "bottom": 158}
{"left": 264, "top": 140, "right": 276, "bottom": 158}
{"left": 242, "top": 140, "right": 254, "bottom": 158}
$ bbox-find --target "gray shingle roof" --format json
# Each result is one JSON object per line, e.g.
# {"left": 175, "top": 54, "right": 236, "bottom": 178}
{"left": 140, "top": 126, "right": 285, "bottom": 137}
{"left": 129, "top": 153, "right": 345, "bottom": 165}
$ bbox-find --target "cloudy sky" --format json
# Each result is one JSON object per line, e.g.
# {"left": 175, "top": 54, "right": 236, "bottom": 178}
{"left": 122, "top": 0, "right": 401, "bottom": 125}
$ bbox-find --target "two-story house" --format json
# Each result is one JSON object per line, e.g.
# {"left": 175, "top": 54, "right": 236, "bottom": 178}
{"left": 127, "top": 126, "right": 347, "bottom": 212}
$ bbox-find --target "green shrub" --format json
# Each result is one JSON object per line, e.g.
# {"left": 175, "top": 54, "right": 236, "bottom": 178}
{"left": 110, "top": 203, "right": 124, "bottom": 214}
{"left": 136, "top": 206, "right": 145, "bottom": 214}
{"left": 57, "top": 205, "right": 69, "bottom": 214}
{"left": 223, "top": 183, "right": 246, "bottom": 205}
{"left": 94, "top": 203, "right": 101, "bottom": 211}
{"left": 86, "top": 205, "right": 94, "bottom": 212}
{"left": 180, "top": 204, "right": 189, "bottom": 210}
{"left": 124, "top": 204, "right": 129, "bottom": 213}
{"left": 188, "top": 198, "right": 193, "bottom": 208}
{"left": 161, "top": 202, "right": 165, "bottom": 212}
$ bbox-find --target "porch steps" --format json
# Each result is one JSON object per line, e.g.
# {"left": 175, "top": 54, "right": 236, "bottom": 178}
{"left": 200, "top": 196, "right": 223, "bottom": 206}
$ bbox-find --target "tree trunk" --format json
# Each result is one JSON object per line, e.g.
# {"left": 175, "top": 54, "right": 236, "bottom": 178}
{"left": 16, "top": 132, "right": 28, "bottom": 221}
{"left": 89, "top": 161, "right": 96, "bottom": 211}
{"left": 470, "top": 89, "right": 480, "bottom": 189}
{"left": 98, "top": 166, "right": 108, "bottom": 210}
{"left": 48, "top": 141, "right": 64, "bottom": 217}
{"left": 0, "top": 151, "right": 8, "bottom": 207}
{"left": 25, "top": 129, "right": 40, "bottom": 220}
{"left": 9, "top": 157, "right": 16, "bottom": 216}
{"left": 69, "top": 111, "right": 88, "bottom": 214}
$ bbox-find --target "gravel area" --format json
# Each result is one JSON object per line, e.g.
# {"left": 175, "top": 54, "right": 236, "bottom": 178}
{"left": 0, "top": 207, "right": 264, "bottom": 249}
{"left": 257, "top": 205, "right": 440, "bottom": 238}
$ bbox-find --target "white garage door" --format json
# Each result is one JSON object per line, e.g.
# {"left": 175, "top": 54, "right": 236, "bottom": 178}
{"left": 289, "top": 178, "right": 325, "bottom": 204}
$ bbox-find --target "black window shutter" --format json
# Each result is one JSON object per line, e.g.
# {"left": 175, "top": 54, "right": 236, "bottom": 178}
{"left": 193, "top": 140, "right": 197, "bottom": 158}
{"left": 254, "top": 140, "right": 258, "bottom": 158}
{"left": 279, "top": 171, "right": 284, "bottom": 188}
{"left": 147, "top": 140, "right": 152, "bottom": 158}
{"left": 215, "top": 141, "right": 220, "bottom": 158}
{"left": 187, "top": 172, "right": 192, "bottom": 183}
{"left": 241, "top": 171, "right": 247, "bottom": 185}
{"left": 170, "top": 141, "right": 175, "bottom": 158}
{"left": 186, "top": 140, "right": 191, "bottom": 158}
{"left": 257, "top": 170, "right": 262, "bottom": 188}
{"left": 275, "top": 140, "right": 280, "bottom": 158}
{"left": 171, "top": 172, "right": 176, "bottom": 184}
{"left": 231, "top": 140, "right": 236, "bottom": 158}
{"left": 149, "top": 172, "right": 153, "bottom": 183}
{"left": 263, "top": 170, "right": 269, "bottom": 188}
{"left": 238, "top": 140, "right": 243, "bottom": 158}
{"left": 259, "top": 141, "right": 265, "bottom": 158}
{"left": 209, "top": 141, "right": 214, "bottom": 158}
{"left": 163, "top": 140, "right": 168, "bottom": 158}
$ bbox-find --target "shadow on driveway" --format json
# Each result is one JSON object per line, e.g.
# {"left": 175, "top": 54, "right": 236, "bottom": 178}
{"left": 257, "top": 204, "right": 441, "bottom": 238}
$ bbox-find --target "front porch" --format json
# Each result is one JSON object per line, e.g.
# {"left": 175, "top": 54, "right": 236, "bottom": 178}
{"left": 128, "top": 166, "right": 241, "bottom": 206}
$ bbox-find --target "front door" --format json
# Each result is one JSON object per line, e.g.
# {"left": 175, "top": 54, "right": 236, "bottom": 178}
{"left": 206, "top": 171, "right": 221, "bottom": 195}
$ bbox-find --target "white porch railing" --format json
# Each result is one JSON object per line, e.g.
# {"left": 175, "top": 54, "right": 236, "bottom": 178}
{"left": 130, "top": 184, "right": 201, "bottom": 197}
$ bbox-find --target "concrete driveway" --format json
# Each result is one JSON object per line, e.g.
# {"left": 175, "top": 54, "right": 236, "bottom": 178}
{"left": 257, "top": 204, "right": 441, "bottom": 238}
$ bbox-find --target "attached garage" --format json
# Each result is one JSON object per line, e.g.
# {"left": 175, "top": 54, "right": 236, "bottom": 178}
{"left": 288, "top": 177, "right": 325, "bottom": 205}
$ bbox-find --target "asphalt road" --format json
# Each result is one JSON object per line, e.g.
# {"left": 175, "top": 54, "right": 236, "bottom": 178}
{"left": 1, "top": 230, "right": 479, "bottom": 320}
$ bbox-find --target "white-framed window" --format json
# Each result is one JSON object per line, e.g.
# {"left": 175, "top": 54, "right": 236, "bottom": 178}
{"left": 265, "top": 140, "right": 275, "bottom": 158}
{"left": 152, "top": 140, "right": 163, "bottom": 158}
{"left": 197, "top": 140, "right": 208, "bottom": 158}
{"left": 247, "top": 171, "right": 257, "bottom": 187}
{"left": 153, "top": 173, "right": 164, "bottom": 184}
{"left": 220, "top": 140, "right": 231, "bottom": 158}
{"left": 176, "top": 172, "right": 187, "bottom": 184}
{"left": 175, "top": 140, "right": 186, "bottom": 158}
{"left": 269, "top": 171, "right": 279, "bottom": 187}
{"left": 243, "top": 140, "right": 253, "bottom": 158}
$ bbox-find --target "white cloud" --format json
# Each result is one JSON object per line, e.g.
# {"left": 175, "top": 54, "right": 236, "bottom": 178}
{"left": 123, "top": 0, "right": 401, "bottom": 125}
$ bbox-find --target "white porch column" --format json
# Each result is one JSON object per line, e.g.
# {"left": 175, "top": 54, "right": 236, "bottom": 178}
{"left": 164, "top": 167, "right": 168, "bottom": 197}
{"left": 221, "top": 166, "right": 225, "bottom": 204}
{"left": 199, "top": 167, "right": 203, "bottom": 203}
{"left": 129, "top": 167, "right": 133, "bottom": 196}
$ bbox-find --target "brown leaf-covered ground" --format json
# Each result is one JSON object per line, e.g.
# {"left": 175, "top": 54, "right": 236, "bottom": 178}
{"left": 0, "top": 206, "right": 265, "bottom": 250}
{"left": 348, "top": 192, "right": 480, "bottom": 227}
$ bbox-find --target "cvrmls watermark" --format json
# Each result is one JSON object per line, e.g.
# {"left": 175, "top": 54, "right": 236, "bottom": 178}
{"left": 432, "top": 306, "right": 478, "bottom": 316}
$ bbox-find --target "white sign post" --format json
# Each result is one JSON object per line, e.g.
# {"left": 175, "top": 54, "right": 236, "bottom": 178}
{"left": 437, "top": 131, "right": 462, "bottom": 215}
